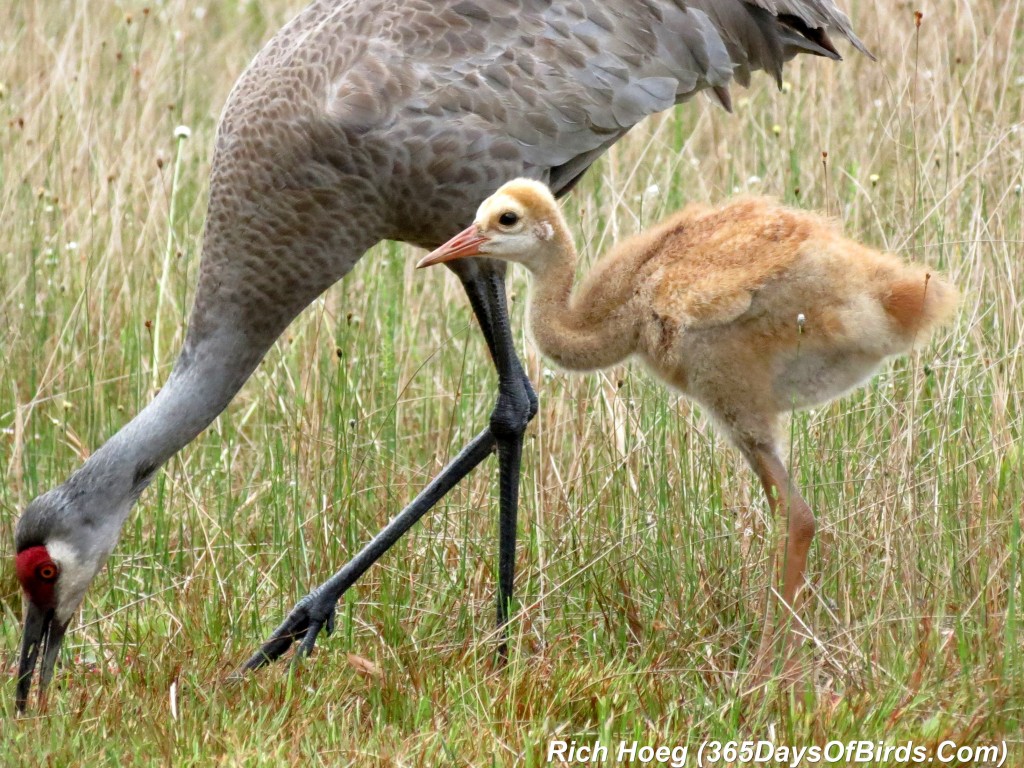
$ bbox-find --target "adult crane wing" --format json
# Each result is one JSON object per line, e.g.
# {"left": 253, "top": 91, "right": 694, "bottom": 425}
{"left": 317, "top": 0, "right": 869, "bottom": 195}
{"left": 743, "top": 0, "right": 871, "bottom": 56}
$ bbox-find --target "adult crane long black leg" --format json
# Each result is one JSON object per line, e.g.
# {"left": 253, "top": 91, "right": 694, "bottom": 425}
{"left": 454, "top": 260, "right": 537, "bottom": 657}
{"left": 237, "top": 260, "right": 535, "bottom": 672}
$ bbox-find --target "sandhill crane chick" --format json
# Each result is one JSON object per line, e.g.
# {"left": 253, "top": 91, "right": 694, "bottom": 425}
{"left": 420, "top": 179, "right": 958, "bottom": 674}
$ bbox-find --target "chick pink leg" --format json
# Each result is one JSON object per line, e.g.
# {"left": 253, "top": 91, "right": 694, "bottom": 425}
{"left": 742, "top": 441, "right": 816, "bottom": 684}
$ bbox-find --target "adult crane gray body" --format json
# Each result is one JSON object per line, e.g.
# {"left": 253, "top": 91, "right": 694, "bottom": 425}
{"left": 14, "top": 0, "right": 869, "bottom": 709}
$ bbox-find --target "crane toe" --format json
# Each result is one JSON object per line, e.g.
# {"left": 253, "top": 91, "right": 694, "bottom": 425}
{"left": 235, "top": 594, "right": 338, "bottom": 674}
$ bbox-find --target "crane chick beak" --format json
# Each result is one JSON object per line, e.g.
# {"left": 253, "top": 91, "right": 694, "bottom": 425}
{"left": 16, "top": 601, "right": 70, "bottom": 713}
{"left": 417, "top": 225, "right": 489, "bottom": 268}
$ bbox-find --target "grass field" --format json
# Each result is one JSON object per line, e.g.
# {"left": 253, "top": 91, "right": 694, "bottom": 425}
{"left": 2, "top": 1, "right": 1022, "bottom": 765}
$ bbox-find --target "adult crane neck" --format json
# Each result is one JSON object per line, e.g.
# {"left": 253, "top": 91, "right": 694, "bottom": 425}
{"left": 68, "top": 322, "right": 266, "bottom": 507}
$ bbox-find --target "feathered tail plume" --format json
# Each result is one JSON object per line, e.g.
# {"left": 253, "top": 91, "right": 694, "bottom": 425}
{"left": 881, "top": 268, "right": 959, "bottom": 340}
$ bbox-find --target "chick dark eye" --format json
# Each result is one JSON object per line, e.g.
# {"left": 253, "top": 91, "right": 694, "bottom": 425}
{"left": 498, "top": 211, "right": 519, "bottom": 227}
{"left": 36, "top": 563, "right": 59, "bottom": 582}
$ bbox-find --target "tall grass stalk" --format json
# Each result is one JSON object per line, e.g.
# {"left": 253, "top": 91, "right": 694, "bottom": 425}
{"left": 152, "top": 127, "right": 190, "bottom": 386}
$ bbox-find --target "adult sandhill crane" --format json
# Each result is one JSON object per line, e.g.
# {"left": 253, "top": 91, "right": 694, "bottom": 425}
{"left": 419, "top": 179, "right": 958, "bottom": 674}
{"left": 14, "top": 0, "right": 870, "bottom": 709}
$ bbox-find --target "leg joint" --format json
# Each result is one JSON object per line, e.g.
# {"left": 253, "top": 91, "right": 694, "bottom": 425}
{"left": 490, "top": 380, "right": 537, "bottom": 439}
{"left": 790, "top": 507, "right": 816, "bottom": 542}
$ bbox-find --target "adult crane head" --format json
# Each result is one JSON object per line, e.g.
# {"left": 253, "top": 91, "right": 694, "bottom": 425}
{"left": 417, "top": 179, "right": 564, "bottom": 273}
{"left": 14, "top": 483, "right": 130, "bottom": 711}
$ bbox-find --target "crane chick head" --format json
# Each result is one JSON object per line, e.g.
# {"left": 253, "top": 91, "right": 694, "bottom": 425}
{"left": 417, "top": 179, "right": 565, "bottom": 272}
{"left": 14, "top": 486, "right": 125, "bottom": 711}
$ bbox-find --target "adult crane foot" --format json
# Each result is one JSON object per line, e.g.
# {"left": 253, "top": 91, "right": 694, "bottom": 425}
{"left": 236, "top": 593, "right": 338, "bottom": 674}
{"left": 232, "top": 430, "right": 498, "bottom": 678}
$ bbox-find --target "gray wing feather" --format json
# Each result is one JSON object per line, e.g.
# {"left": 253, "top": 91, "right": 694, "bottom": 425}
{"left": 744, "top": 0, "right": 872, "bottom": 55}
{"left": 315, "top": 0, "right": 869, "bottom": 193}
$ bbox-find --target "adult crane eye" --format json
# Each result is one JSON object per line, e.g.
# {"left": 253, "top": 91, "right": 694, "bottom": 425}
{"left": 498, "top": 211, "right": 519, "bottom": 228}
{"left": 36, "top": 563, "right": 59, "bottom": 581}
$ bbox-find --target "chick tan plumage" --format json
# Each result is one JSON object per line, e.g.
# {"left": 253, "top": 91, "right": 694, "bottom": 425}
{"left": 421, "top": 178, "right": 958, "bottom": 675}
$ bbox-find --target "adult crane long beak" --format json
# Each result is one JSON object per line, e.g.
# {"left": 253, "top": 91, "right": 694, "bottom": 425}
{"left": 417, "top": 226, "right": 489, "bottom": 268}
{"left": 16, "top": 601, "right": 70, "bottom": 713}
